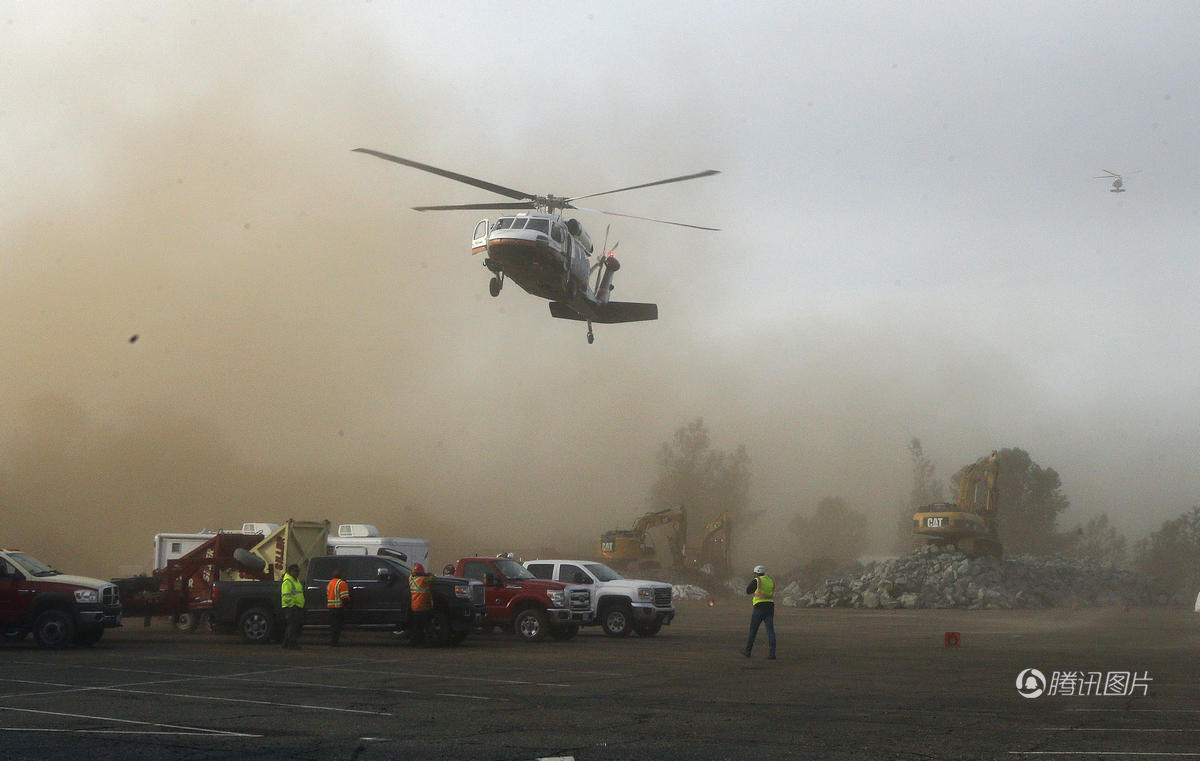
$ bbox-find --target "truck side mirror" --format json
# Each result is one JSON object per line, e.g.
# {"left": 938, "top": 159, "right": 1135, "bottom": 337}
{"left": 484, "top": 572, "right": 499, "bottom": 587}
{"left": 573, "top": 572, "right": 590, "bottom": 584}
{"left": 376, "top": 567, "right": 392, "bottom": 582}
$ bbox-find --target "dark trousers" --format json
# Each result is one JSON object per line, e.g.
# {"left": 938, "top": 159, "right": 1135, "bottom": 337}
{"left": 409, "top": 610, "right": 428, "bottom": 646}
{"left": 745, "top": 602, "right": 776, "bottom": 654}
{"left": 282, "top": 607, "right": 304, "bottom": 648}
{"left": 329, "top": 607, "right": 346, "bottom": 645}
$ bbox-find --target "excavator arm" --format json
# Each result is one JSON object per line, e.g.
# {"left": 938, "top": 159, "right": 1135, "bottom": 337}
{"left": 955, "top": 452, "right": 999, "bottom": 533}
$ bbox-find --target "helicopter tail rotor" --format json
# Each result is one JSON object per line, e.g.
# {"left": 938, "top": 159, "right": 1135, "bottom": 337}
{"left": 595, "top": 254, "right": 621, "bottom": 305}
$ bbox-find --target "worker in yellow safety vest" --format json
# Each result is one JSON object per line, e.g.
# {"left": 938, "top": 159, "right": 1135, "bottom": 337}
{"left": 408, "top": 563, "right": 433, "bottom": 647}
{"left": 280, "top": 563, "right": 305, "bottom": 649}
{"left": 742, "top": 564, "right": 776, "bottom": 659}
{"left": 326, "top": 568, "right": 350, "bottom": 647}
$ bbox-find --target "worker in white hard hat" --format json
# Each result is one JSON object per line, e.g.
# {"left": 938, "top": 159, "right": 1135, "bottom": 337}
{"left": 742, "top": 564, "right": 776, "bottom": 659}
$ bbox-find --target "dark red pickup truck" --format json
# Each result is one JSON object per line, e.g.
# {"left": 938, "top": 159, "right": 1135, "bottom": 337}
{"left": 0, "top": 548, "right": 122, "bottom": 648}
{"left": 452, "top": 556, "right": 592, "bottom": 642}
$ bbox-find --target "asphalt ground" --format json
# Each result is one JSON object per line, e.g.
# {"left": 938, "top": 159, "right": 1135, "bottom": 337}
{"left": 1, "top": 601, "right": 1197, "bottom": 761}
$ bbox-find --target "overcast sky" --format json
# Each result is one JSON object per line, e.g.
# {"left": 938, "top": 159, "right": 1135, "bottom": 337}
{"left": 2, "top": 2, "right": 1197, "bottom": 573}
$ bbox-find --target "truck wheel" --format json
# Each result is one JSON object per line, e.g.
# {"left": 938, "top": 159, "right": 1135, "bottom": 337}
{"left": 424, "top": 611, "right": 450, "bottom": 646}
{"left": 634, "top": 620, "right": 663, "bottom": 637}
{"left": 513, "top": 608, "right": 549, "bottom": 642}
{"left": 74, "top": 628, "right": 104, "bottom": 647}
{"left": 33, "top": 609, "right": 75, "bottom": 649}
{"left": 600, "top": 604, "right": 632, "bottom": 637}
{"left": 237, "top": 606, "right": 274, "bottom": 644}
{"left": 550, "top": 623, "right": 579, "bottom": 641}
{"left": 174, "top": 612, "right": 201, "bottom": 633}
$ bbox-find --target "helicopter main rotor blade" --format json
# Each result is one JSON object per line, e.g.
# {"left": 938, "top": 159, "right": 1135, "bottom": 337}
{"left": 354, "top": 148, "right": 534, "bottom": 202}
{"left": 575, "top": 206, "right": 721, "bottom": 231}
{"left": 412, "top": 202, "right": 537, "bottom": 211}
{"left": 566, "top": 170, "right": 720, "bottom": 204}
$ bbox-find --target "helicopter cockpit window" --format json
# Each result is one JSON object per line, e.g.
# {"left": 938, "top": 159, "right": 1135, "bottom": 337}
{"left": 493, "top": 217, "right": 515, "bottom": 230}
{"left": 510, "top": 218, "right": 528, "bottom": 229}
{"left": 525, "top": 218, "right": 550, "bottom": 234}
{"left": 551, "top": 224, "right": 565, "bottom": 243}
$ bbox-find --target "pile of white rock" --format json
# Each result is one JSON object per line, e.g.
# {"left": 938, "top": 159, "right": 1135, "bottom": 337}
{"left": 778, "top": 545, "right": 1154, "bottom": 609}
{"left": 671, "top": 584, "right": 712, "bottom": 601}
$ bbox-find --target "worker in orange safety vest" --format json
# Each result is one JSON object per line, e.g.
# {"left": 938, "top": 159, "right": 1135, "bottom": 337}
{"left": 326, "top": 568, "right": 350, "bottom": 646}
{"left": 408, "top": 563, "right": 433, "bottom": 647}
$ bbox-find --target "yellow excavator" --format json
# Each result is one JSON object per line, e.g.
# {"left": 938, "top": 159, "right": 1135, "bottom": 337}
{"left": 599, "top": 506, "right": 687, "bottom": 569}
{"left": 599, "top": 506, "right": 733, "bottom": 574}
{"left": 912, "top": 452, "right": 1002, "bottom": 557}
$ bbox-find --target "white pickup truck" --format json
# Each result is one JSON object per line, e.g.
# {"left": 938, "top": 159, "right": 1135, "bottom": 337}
{"left": 524, "top": 559, "right": 675, "bottom": 637}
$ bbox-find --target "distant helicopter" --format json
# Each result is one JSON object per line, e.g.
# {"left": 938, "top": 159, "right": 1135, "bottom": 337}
{"left": 354, "top": 148, "right": 719, "bottom": 343}
{"left": 1094, "top": 169, "right": 1140, "bottom": 193}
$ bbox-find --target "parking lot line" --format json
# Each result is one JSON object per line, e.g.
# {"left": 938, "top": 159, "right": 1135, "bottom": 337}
{"left": 0, "top": 705, "right": 261, "bottom": 737}
{"left": 97, "top": 686, "right": 392, "bottom": 715}
{"left": 215, "top": 674, "right": 506, "bottom": 702}
{"left": 1029, "top": 728, "right": 1200, "bottom": 732}
{"left": 0, "top": 728, "right": 247, "bottom": 736}
{"left": 1, "top": 665, "right": 505, "bottom": 705}
{"left": 1066, "top": 709, "right": 1200, "bottom": 714}
{"left": 321, "top": 665, "right": 569, "bottom": 687}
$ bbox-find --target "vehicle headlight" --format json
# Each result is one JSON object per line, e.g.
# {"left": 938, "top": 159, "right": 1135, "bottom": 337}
{"left": 546, "top": 589, "right": 565, "bottom": 606}
{"left": 637, "top": 588, "right": 653, "bottom": 602}
{"left": 454, "top": 584, "right": 471, "bottom": 599}
{"left": 74, "top": 589, "right": 99, "bottom": 604}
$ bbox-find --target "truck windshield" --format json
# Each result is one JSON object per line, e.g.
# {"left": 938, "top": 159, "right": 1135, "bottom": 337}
{"left": 584, "top": 563, "right": 623, "bottom": 582}
{"left": 493, "top": 558, "right": 535, "bottom": 580}
{"left": 9, "top": 552, "right": 59, "bottom": 577}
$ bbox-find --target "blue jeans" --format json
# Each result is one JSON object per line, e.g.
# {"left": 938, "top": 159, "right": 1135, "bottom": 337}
{"left": 745, "top": 603, "right": 776, "bottom": 654}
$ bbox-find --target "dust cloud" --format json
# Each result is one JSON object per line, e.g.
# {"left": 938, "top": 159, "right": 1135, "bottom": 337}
{"left": 3, "top": 6, "right": 1195, "bottom": 579}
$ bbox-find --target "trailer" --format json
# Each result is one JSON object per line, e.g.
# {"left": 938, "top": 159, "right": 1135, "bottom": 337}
{"left": 115, "top": 520, "right": 330, "bottom": 632}
{"left": 151, "top": 523, "right": 278, "bottom": 571}
{"left": 328, "top": 524, "right": 430, "bottom": 568}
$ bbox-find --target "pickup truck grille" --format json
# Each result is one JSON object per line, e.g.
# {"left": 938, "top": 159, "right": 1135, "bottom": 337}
{"left": 653, "top": 587, "right": 672, "bottom": 607}
{"left": 470, "top": 582, "right": 485, "bottom": 606}
{"left": 568, "top": 588, "right": 590, "bottom": 611}
{"left": 102, "top": 584, "right": 119, "bottom": 606}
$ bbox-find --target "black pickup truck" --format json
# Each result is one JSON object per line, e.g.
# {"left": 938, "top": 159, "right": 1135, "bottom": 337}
{"left": 210, "top": 554, "right": 484, "bottom": 645}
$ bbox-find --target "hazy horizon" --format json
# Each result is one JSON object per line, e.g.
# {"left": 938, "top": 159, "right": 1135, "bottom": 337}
{"left": 3, "top": 2, "right": 1197, "bottom": 578}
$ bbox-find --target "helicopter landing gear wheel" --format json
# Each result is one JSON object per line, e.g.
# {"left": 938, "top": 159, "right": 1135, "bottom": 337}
{"left": 489, "top": 275, "right": 502, "bottom": 297}
{"left": 587, "top": 322, "right": 595, "bottom": 344}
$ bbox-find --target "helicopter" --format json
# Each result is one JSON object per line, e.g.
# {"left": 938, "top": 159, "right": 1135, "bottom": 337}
{"left": 354, "top": 148, "right": 719, "bottom": 343}
{"left": 1094, "top": 169, "right": 1140, "bottom": 193}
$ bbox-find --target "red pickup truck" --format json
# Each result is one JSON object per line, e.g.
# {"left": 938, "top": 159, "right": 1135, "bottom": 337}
{"left": 452, "top": 556, "right": 592, "bottom": 642}
{"left": 1, "top": 548, "right": 122, "bottom": 648}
